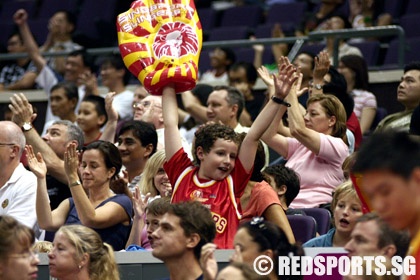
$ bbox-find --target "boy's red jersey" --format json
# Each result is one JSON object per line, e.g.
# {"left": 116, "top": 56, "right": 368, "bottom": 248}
{"left": 164, "top": 148, "right": 251, "bottom": 249}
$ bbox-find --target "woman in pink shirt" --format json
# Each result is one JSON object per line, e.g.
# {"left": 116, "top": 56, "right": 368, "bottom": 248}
{"left": 262, "top": 64, "right": 348, "bottom": 209}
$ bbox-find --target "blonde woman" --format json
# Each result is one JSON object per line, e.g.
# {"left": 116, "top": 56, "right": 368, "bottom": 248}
{"left": 49, "top": 224, "right": 119, "bottom": 280}
{"left": 138, "top": 150, "right": 172, "bottom": 198}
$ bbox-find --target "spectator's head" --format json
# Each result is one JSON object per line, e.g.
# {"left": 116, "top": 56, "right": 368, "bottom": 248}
{"left": 338, "top": 55, "right": 370, "bottom": 92}
{"left": 151, "top": 201, "right": 216, "bottom": 262}
{"left": 0, "top": 215, "right": 38, "bottom": 279}
{"left": 0, "top": 121, "right": 25, "bottom": 159}
{"left": 43, "top": 120, "right": 84, "bottom": 159}
{"left": 293, "top": 52, "right": 316, "bottom": 82}
{"left": 132, "top": 85, "right": 149, "bottom": 117}
{"left": 306, "top": 93, "right": 348, "bottom": 139}
{"left": 134, "top": 95, "right": 163, "bottom": 129}
{"left": 64, "top": 49, "right": 94, "bottom": 84}
{"left": 330, "top": 181, "right": 363, "bottom": 233}
{"left": 77, "top": 95, "right": 107, "bottom": 136}
{"left": 235, "top": 217, "right": 304, "bottom": 280}
{"left": 344, "top": 213, "right": 410, "bottom": 258}
{"left": 145, "top": 197, "right": 171, "bottom": 248}
{"left": 351, "top": 131, "right": 420, "bottom": 235}
{"left": 49, "top": 10, "right": 77, "bottom": 36}
{"left": 138, "top": 150, "right": 171, "bottom": 198}
{"left": 49, "top": 225, "right": 118, "bottom": 280}
{"left": 323, "top": 66, "right": 354, "bottom": 121}
{"left": 192, "top": 123, "right": 240, "bottom": 175}
{"left": 117, "top": 120, "right": 157, "bottom": 169}
{"left": 229, "top": 62, "right": 258, "bottom": 87}
{"left": 397, "top": 61, "right": 420, "bottom": 110}
{"left": 100, "top": 54, "right": 131, "bottom": 87}
{"left": 206, "top": 85, "right": 245, "bottom": 127}
{"left": 326, "top": 15, "right": 352, "bottom": 31}
{"left": 50, "top": 81, "right": 79, "bottom": 120}
{"left": 262, "top": 164, "right": 301, "bottom": 207}
{"left": 7, "top": 32, "right": 25, "bottom": 54}
{"left": 209, "top": 47, "right": 236, "bottom": 70}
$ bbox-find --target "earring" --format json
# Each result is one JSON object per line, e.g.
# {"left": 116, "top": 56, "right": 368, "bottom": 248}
{"left": 78, "top": 265, "right": 82, "bottom": 270}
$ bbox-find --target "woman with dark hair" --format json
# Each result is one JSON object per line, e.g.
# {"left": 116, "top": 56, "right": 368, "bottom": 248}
{"left": 201, "top": 218, "right": 304, "bottom": 280}
{"left": 27, "top": 140, "right": 133, "bottom": 251}
{"left": 338, "top": 55, "right": 377, "bottom": 134}
{"left": 0, "top": 215, "right": 39, "bottom": 280}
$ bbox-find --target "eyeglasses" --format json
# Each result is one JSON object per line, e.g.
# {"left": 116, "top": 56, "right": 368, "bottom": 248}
{"left": 9, "top": 249, "right": 39, "bottom": 261}
{"left": 132, "top": 101, "right": 162, "bottom": 109}
{"left": 0, "top": 143, "right": 16, "bottom": 147}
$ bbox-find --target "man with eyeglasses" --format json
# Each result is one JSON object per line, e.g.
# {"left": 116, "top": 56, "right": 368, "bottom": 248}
{"left": 0, "top": 121, "right": 37, "bottom": 233}
{"left": 133, "top": 95, "right": 192, "bottom": 158}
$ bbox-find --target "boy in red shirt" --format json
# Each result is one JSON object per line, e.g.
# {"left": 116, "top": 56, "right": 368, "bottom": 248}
{"left": 162, "top": 58, "right": 298, "bottom": 248}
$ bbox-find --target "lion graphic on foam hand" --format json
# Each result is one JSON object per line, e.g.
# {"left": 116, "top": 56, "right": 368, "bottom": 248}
{"left": 153, "top": 22, "right": 198, "bottom": 62}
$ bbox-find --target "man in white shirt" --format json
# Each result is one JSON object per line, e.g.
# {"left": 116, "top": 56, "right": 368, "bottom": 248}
{"left": 0, "top": 121, "right": 37, "bottom": 231}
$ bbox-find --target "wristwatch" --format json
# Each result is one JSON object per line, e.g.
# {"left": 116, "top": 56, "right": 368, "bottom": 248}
{"left": 22, "top": 122, "right": 33, "bottom": 132}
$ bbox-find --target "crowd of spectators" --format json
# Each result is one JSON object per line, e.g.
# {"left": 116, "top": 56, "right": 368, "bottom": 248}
{"left": 0, "top": 1, "right": 419, "bottom": 279}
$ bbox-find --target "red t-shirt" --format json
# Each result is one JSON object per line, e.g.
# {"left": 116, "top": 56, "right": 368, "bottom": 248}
{"left": 347, "top": 112, "right": 362, "bottom": 150}
{"left": 164, "top": 149, "right": 251, "bottom": 249}
{"left": 241, "top": 181, "right": 282, "bottom": 221}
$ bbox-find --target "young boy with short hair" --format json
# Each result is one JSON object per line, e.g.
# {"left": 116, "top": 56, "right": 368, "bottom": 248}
{"left": 162, "top": 58, "right": 298, "bottom": 248}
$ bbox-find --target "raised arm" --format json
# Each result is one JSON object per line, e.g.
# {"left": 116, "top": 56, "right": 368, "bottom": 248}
{"left": 181, "top": 90, "right": 208, "bottom": 124}
{"left": 13, "top": 9, "right": 46, "bottom": 72}
{"left": 10, "top": 93, "right": 68, "bottom": 183}
{"left": 239, "top": 57, "right": 298, "bottom": 172}
{"left": 286, "top": 77, "right": 323, "bottom": 155}
{"left": 162, "top": 86, "right": 183, "bottom": 160}
{"left": 100, "top": 92, "right": 118, "bottom": 143}
{"left": 310, "top": 51, "right": 330, "bottom": 96}
{"left": 126, "top": 188, "right": 150, "bottom": 247}
{"left": 64, "top": 143, "right": 130, "bottom": 229}
{"left": 26, "top": 145, "right": 68, "bottom": 231}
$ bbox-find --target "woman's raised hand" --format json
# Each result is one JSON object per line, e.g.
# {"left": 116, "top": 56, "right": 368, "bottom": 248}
{"left": 25, "top": 145, "right": 47, "bottom": 179}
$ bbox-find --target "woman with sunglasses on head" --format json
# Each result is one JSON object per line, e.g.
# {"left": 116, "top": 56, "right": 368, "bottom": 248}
{"left": 201, "top": 217, "right": 304, "bottom": 280}
{"left": 0, "top": 215, "right": 39, "bottom": 280}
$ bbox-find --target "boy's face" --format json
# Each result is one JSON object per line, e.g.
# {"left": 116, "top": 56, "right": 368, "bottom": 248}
{"left": 333, "top": 195, "right": 363, "bottom": 235}
{"left": 77, "top": 102, "right": 104, "bottom": 132}
{"left": 360, "top": 169, "right": 420, "bottom": 235}
{"left": 146, "top": 212, "right": 164, "bottom": 248}
{"left": 197, "top": 138, "right": 238, "bottom": 181}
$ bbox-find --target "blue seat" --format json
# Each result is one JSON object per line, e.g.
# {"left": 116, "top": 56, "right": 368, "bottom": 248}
{"left": 400, "top": 14, "right": 420, "bottom": 38}
{"left": 370, "top": 107, "right": 388, "bottom": 131}
{"left": 348, "top": 41, "right": 380, "bottom": 67}
{"left": 37, "top": 0, "right": 79, "bottom": 19}
{"left": 287, "top": 215, "right": 317, "bottom": 244}
{"left": 405, "top": 0, "right": 420, "bottom": 15}
{"left": 219, "top": 5, "right": 263, "bottom": 28}
{"left": 266, "top": 2, "right": 308, "bottom": 26}
{"left": 301, "top": 208, "right": 332, "bottom": 235}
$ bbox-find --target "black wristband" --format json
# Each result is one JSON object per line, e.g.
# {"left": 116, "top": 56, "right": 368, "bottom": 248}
{"left": 271, "top": 96, "right": 291, "bottom": 107}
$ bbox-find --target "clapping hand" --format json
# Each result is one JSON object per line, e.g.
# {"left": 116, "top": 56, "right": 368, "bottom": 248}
{"left": 26, "top": 145, "right": 47, "bottom": 179}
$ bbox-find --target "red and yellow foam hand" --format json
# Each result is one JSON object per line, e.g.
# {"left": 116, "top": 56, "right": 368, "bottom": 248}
{"left": 117, "top": 0, "right": 202, "bottom": 95}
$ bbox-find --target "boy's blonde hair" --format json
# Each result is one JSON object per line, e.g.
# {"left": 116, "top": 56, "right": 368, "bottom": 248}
{"left": 331, "top": 180, "right": 361, "bottom": 212}
{"left": 33, "top": 241, "right": 53, "bottom": 253}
